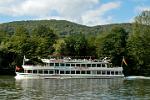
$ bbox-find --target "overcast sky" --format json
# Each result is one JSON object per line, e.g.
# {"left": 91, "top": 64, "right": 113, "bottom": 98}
{"left": 0, "top": 0, "right": 150, "bottom": 26}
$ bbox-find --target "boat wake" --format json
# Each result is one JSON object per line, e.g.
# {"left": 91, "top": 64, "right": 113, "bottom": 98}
{"left": 125, "top": 76, "right": 150, "bottom": 80}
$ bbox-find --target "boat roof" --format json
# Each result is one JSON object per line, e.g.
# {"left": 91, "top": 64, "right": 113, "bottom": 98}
{"left": 41, "top": 58, "right": 110, "bottom": 64}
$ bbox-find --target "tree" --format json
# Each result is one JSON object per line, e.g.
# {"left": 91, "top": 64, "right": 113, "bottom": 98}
{"left": 31, "top": 25, "right": 57, "bottom": 56}
{"left": 100, "top": 26, "right": 128, "bottom": 66}
{"left": 0, "top": 25, "right": 57, "bottom": 66}
{"left": 31, "top": 25, "right": 57, "bottom": 57}
{"left": 14, "top": 26, "right": 29, "bottom": 36}
{"left": 135, "top": 10, "right": 150, "bottom": 25}
{"left": 0, "top": 26, "right": 32, "bottom": 66}
{"left": 0, "top": 30, "right": 7, "bottom": 43}
{"left": 60, "top": 34, "right": 90, "bottom": 56}
{"left": 86, "top": 35, "right": 97, "bottom": 57}
{"left": 32, "top": 25, "right": 56, "bottom": 38}
{"left": 95, "top": 32, "right": 109, "bottom": 58}
{"left": 127, "top": 10, "right": 150, "bottom": 76}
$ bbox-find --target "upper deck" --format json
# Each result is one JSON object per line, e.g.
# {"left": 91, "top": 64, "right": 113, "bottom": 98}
{"left": 22, "top": 58, "right": 123, "bottom": 71}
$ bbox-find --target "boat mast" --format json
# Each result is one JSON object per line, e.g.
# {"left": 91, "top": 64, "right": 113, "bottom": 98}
{"left": 23, "top": 55, "right": 29, "bottom": 65}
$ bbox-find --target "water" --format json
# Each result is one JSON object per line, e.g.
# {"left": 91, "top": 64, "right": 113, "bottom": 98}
{"left": 0, "top": 76, "right": 150, "bottom": 100}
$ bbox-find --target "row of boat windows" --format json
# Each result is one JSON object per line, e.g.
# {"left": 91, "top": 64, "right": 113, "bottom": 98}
{"left": 45, "top": 63, "right": 111, "bottom": 67}
{"left": 24, "top": 70, "right": 122, "bottom": 75}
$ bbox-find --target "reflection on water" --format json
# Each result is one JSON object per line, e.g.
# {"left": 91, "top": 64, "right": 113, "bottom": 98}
{"left": 15, "top": 78, "right": 123, "bottom": 100}
{"left": 0, "top": 76, "right": 150, "bottom": 100}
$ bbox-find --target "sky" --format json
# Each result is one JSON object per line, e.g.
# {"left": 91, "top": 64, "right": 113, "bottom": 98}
{"left": 0, "top": 0, "right": 150, "bottom": 26}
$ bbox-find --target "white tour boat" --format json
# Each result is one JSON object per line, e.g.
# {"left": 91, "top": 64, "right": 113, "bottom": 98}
{"left": 15, "top": 57, "right": 124, "bottom": 79}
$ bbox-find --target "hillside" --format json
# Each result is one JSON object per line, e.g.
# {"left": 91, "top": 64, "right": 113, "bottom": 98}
{"left": 0, "top": 20, "right": 132, "bottom": 37}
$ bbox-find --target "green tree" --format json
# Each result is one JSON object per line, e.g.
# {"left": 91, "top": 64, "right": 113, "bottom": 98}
{"left": 0, "top": 30, "right": 7, "bottom": 43}
{"left": 95, "top": 32, "right": 109, "bottom": 58}
{"left": 127, "top": 10, "right": 150, "bottom": 76}
{"left": 60, "top": 34, "right": 90, "bottom": 56}
{"left": 0, "top": 26, "right": 31, "bottom": 66}
{"left": 1, "top": 25, "right": 58, "bottom": 66}
{"left": 86, "top": 35, "right": 97, "bottom": 57}
{"left": 15, "top": 26, "right": 29, "bottom": 36}
{"left": 31, "top": 25, "right": 57, "bottom": 57}
{"left": 100, "top": 26, "right": 128, "bottom": 66}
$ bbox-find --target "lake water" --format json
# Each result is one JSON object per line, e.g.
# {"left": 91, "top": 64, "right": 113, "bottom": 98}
{"left": 0, "top": 76, "right": 150, "bottom": 100}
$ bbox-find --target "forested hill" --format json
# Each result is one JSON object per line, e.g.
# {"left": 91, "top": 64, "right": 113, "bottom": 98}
{"left": 0, "top": 20, "right": 132, "bottom": 36}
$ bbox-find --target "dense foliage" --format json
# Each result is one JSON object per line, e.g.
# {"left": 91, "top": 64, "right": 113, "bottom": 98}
{"left": 0, "top": 25, "right": 57, "bottom": 67}
{"left": 0, "top": 11, "right": 149, "bottom": 76}
{"left": 59, "top": 34, "right": 96, "bottom": 57}
{"left": 99, "top": 27, "right": 128, "bottom": 66}
{"left": 127, "top": 11, "right": 150, "bottom": 76}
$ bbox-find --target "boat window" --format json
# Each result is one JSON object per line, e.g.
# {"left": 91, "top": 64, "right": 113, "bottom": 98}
{"left": 76, "top": 64, "right": 80, "bottom": 67}
{"left": 39, "top": 70, "right": 43, "bottom": 74}
{"left": 81, "top": 64, "right": 85, "bottom": 67}
{"left": 102, "top": 71, "right": 105, "bottom": 75}
{"left": 50, "top": 63, "right": 54, "bottom": 66}
{"left": 87, "top": 71, "right": 91, "bottom": 74}
{"left": 71, "top": 64, "right": 75, "bottom": 66}
{"left": 97, "top": 71, "right": 101, "bottom": 74}
{"left": 66, "top": 71, "right": 70, "bottom": 74}
{"left": 102, "top": 64, "right": 105, "bottom": 67}
{"left": 107, "top": 71, "right": 110, "bottom": 75}
{"left": 55, "top": 70, "right": 59, "bottom": 74}
{"left": 87, "top": 64, "right": 91, "bottom": 67}
{"left": 76, "top": 71, "right": 80, "bottom": 74}
{"left": 44, "top": 70, "right": 48, "bottom": 74}
{"left": 33, "top": 70, "right": 37, "bottom": 73}
{"left": 24, "top": 70, "right": 28, "bottom": 73}
{"left": 27, "top": 70, "right": 32, "bottom": 73}
{"left": 111, "top": 71, "right": 114, "bottom": 75}
{"left": 71, "top": 71, "right": 75, "bottom": 74}
{"left": 66, "top": 64, "right": 70, "bottom": 67}
{"left": 49, "top": 70, "right": 53, "bottom": 74}
{"left": 115, "top": 71, "right": 118, "bottom": 75}
{"left": 60, "top": 63, "right": 64, "bottom": 66}
{"left": 60, "top": 71, "right": 64, "bottom": 74}
{"left": 92, "top": 64, "right": 96, "bottom": 67}
{"left": 55, "top": 63, "right": 59, "bottom": 66}
{"left": 81, "top": 71, "right": 85, "bottom": 74}
{"left": 97, "top": 64, "right": 101, "bottom": 67}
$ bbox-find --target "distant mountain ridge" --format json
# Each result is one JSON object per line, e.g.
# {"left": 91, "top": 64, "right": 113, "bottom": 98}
{"left": 0, "top": 20, "right": 132, "bottom": 36}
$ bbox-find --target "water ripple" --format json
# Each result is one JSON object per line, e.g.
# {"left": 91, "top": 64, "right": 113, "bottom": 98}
{"left": 0, "top": 76, "right": 150, "bottom": 100}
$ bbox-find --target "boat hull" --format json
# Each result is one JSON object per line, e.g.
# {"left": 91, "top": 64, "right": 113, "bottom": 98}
{"left": 15, "top": 73, "right": 124, "bottom": 79}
